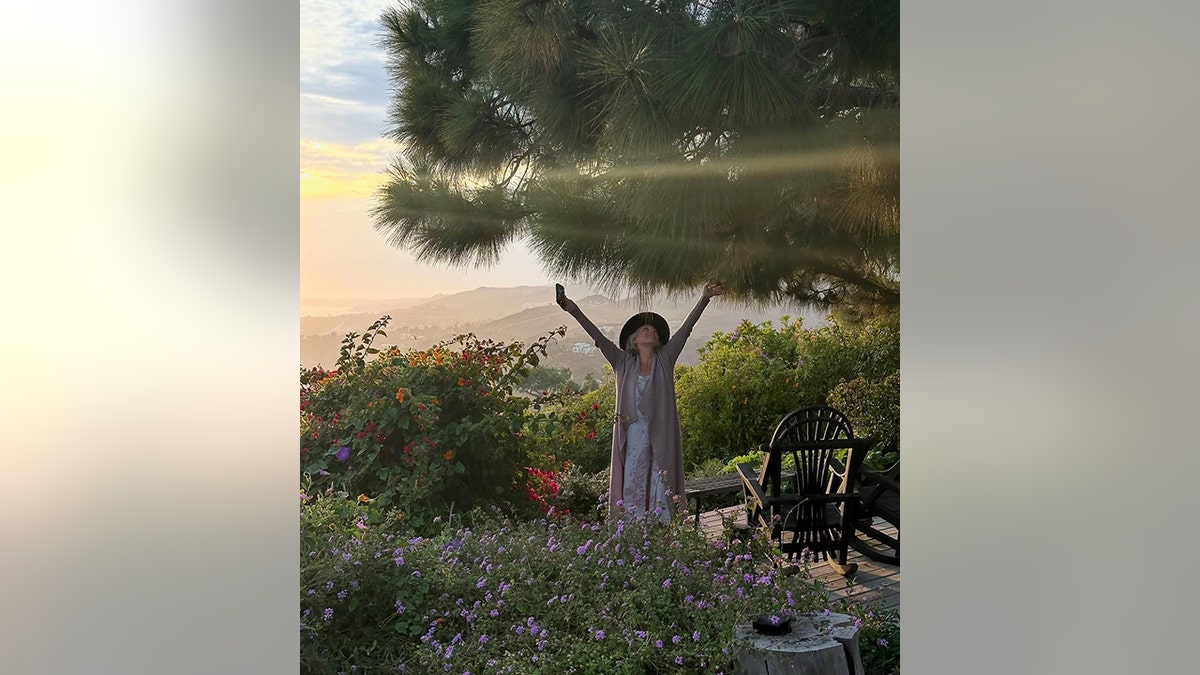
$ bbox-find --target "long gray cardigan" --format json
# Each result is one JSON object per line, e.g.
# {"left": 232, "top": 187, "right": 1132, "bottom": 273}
{"left": 568, "top": 295, "right": 712, "bottom": 516}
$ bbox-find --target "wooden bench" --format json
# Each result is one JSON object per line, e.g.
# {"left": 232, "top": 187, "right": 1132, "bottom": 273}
{"left": 683, "top": 473, "right": 745, "bottom": 525}
{"left": 683, "top": 469, "right": 798, "bottom": 526}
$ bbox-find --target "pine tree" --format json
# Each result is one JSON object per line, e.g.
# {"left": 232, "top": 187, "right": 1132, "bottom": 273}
{"left": 373, "top": 0, "right": 899, "bottom": 314}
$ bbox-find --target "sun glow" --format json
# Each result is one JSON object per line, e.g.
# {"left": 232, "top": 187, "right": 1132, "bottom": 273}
{"left": 300, "top": 139, "right": 394, "bottom": 198}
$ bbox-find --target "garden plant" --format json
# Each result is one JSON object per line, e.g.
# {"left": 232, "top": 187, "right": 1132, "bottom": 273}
{"left": 301, "top": 319, "right": 900, "bottom": 673}
{"left": 301, "top": 494, "right": 899, "bottom": 674}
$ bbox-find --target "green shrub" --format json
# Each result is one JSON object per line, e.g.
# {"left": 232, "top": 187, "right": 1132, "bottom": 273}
{"left": 524, "top": 376, "right": 616, "bottom": 475}
{"left": 685, "top": 458, "right": 732, "bottom": 481}
{"left": 677, "top": 312, "right": 900, "bottom": 471}
{"left": 722, "top": 449, "right": 768, "bottom": 475}
{"left": 554, "top": 463, "right": 610, "bottom": 521}
{"left": 676, "top": 317, "right": 811, "bottom": 470}
{"left": 301, "top": 324, "right": 566, "bottom": 533}
{"left": 300, "top": 495, "right": 899, "bottom": 674}
{"left": 828, "top": 371, "right": 900, "bottom": 466}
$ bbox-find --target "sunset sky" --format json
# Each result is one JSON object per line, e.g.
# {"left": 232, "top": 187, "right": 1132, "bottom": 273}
{"left": 300, "top": 0, "right": 559, "bottom": 304}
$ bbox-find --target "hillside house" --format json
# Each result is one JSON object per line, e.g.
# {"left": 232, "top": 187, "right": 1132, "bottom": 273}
{"left": 572, "top": 342, "right": 597, "bottom": 355}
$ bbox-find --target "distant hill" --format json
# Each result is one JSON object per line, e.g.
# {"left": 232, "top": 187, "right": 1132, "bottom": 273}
{"left": 300, "top": 285, "right": 573, "bottom": 337}
{"left": 301, "top": 285, "right": 827, "bottom": 382}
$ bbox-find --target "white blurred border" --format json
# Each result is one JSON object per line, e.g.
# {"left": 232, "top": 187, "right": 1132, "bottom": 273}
{"left": 1, "top": 1, "right": 298, "bottom": 672}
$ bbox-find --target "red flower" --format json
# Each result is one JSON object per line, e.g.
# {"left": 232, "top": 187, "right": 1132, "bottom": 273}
{"left": 593, "top": 403, "right": 599, "bottom": 410}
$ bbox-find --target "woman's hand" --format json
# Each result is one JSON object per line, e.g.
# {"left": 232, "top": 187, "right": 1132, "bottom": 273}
{"left": 702, "top": 282, "right": 725, "bottom": 299}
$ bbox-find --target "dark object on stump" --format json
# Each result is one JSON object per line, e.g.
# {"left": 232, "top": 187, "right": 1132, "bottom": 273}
{"left": 752, "top": 613, "right": 793, "bottom": 636}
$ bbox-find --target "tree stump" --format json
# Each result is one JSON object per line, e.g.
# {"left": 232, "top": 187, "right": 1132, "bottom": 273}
{"left": 733, "top": 612, "right": 865, "bottom": 675}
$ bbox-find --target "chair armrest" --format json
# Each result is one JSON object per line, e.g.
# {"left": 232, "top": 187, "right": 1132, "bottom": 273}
{"left": 735, "top": 463, "right": 767, "bottom": 509}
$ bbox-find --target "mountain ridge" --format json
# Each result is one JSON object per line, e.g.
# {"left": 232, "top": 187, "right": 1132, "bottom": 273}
{"left": 301, "top": 285, "right": 827, "bottom": 381}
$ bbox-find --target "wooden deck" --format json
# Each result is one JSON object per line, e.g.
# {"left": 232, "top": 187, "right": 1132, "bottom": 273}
{"left": 693, "top": 505, "right": 899, "bottom": 613}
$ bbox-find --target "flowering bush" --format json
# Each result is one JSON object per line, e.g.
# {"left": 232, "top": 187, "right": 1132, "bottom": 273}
{"left": 301, "top": 323, "right": 566, "bottom": 533}
{"left": 523, "top": 466, "right": 564, "bottom": 518}
{"left": 300, "top": 495, "right": 899, "bottom": 674}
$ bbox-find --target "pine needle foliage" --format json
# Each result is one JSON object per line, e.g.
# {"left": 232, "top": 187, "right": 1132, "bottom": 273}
{"left": 373, "top": 0, "right": 899, "bottom": 314}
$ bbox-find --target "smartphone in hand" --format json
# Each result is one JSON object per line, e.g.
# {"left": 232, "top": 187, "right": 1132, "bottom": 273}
{"left": 555, "top": 283, "right": 565, "bottom": 307}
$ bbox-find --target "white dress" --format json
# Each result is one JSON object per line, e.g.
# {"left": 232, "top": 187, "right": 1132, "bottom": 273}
{"left": 623, "top": 373, "right": 670, "bottom": 522}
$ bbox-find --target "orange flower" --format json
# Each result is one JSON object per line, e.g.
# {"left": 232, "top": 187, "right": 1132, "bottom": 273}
{"left": 457, "top": 378, "right": 467, "bottom": 386}
{"left": 358, "top": 494, "right": 371, "bottom": 503}
{"left": 395, "top": 388, "right": 405, "bottom": 403}
{"left": 444, "top": 451, "right": 453, "bottom": 461}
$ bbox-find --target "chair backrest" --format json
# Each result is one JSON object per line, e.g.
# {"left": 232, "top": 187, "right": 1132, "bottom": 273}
{"left": 769, "top": 405, "right": 854, "bottom": 444}
{"left": 760, "top": 405, "right": 855, "bottom": 496}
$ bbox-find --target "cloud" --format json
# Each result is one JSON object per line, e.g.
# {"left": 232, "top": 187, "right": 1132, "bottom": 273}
{"left": 301, "top": 138, "right": 396, "bottom": 198}
{"left": 301, "top": 0, "right": 394, "bottom": 144}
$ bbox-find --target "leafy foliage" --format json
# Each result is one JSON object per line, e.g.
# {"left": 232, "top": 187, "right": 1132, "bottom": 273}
{"left": 829, "top": 371, "right": 900, "bottom": 454}
{"left": 553, "top": 462, "right": 611, "bottom": 521}
{"left": 676, "top": 311, "right": 899, "bottom": 471}
{"left": 374, "top": 0, "right": 900, "bottom": 314}
{"left": 516, "top": 364, "right": 576, "bottom": 395}
{"left": 523, "top": 376, "right": 617, "bottom": 475}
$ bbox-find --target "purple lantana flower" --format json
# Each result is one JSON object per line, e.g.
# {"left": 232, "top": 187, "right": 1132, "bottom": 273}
{"left": 335, "top": 446, "right": 350, "bottom": 462}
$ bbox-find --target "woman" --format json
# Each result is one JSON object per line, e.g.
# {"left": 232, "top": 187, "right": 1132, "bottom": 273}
{"left": 560, "top": 283, "right": 724, "bottom": 522}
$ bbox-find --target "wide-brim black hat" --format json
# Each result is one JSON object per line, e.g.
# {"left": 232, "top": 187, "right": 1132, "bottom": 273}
{"left": 620, "top": 312, "right": 670, "bottom": 349}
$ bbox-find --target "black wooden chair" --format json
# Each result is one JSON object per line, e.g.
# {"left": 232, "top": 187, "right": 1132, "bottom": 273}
{"left": 735, "top": 405, "right": 873, "bottom": 576}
